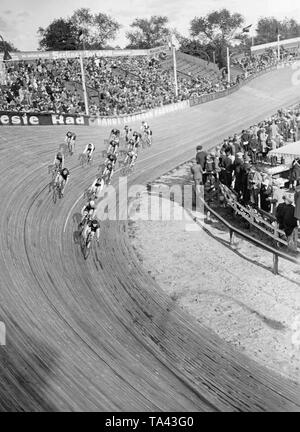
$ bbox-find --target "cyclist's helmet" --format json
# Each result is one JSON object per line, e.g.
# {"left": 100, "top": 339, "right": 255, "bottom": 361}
{"left": 62, "top": 168, "right": 69, "bottom": 176}
{"left": 108, "top": 154, "right": 115, "bottom": 161}
{"left": 110, "top": 139, "right": 117, "bottom": 146}
{"left": 133, "top": 131, "right": 138, "bottom": 136}
{"left": 91, "top": 219, "right": 99, "bottom": 228}
{"left": 88, "top": 143, "right": 93, "bottom": 148}
{"left": 107, "top": 162, "right": 113, "bottom": 170}
{"left": 57, "top": 151, "right": 62, "bottom": 158}
{"left": 124, "top": 125, "right": 129, "bottom": 129}
{"left": 89, "top": 200, "right": 95, "bottom": 207}
{"left": 66, "top": 131, "right": 72, "bottom": 137}
{"left": 129, "top": 139, "right": 134, "bottom": 145}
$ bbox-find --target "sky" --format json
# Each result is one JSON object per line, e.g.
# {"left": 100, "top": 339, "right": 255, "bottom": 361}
{"left": 0, "top": 0, "right": 300, "bottom": 51}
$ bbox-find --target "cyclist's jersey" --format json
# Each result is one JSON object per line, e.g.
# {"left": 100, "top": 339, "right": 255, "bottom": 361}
{"left": 84, "top": 203, "right": 96, "bottom": 214}
{"left": 111, "top": 129, "right": 120, "bottom": 136}
{"left": 141, "top": 122, "right": 149, "bottom": 130}
{"left": 84, "top": 144, "right": 95, "bottom": 153}
{"left": 133, "top": 132, "right": 141, "bottom": 143}
{"left": 88, "top": 219, "right": 100, "bottom": 232}
{"left": 60, "top": 169, "right": 69, "bottom": 181}
{"left": 107, "top": 154, "right": 117, "bottom": 163}
{"left": 110, "top": 140, "right": 118, "bottom": 147}
{"left": 127, "top": 150, "right": 136, "bottom": 158}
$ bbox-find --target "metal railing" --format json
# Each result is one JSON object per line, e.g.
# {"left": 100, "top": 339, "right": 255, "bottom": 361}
{"left": 190, "top": 190, "right": 299, "bottom": 275}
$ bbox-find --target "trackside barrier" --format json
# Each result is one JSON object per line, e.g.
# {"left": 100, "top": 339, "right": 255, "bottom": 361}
{"left": 89, "top": 100, "right": 190, "bottom": 126}
{"left": 189, "top": 60, "right": 299, "bottom": 107}
{"left": 190, "top": 192, "right": 299, "bottom": 275}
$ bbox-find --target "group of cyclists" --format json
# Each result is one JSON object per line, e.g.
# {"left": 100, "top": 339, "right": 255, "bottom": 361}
{"left": 48, "top": 121, "right": 153, "bottom": 252}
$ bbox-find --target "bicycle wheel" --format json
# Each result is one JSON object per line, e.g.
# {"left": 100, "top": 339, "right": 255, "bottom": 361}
{"left": 82, "top": 234, "right": 92, "bottom": 260}
{"left": 52, "top": 184, "right": 58, "bottom": 203}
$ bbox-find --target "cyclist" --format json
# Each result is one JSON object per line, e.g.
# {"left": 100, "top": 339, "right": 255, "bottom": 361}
{"left": 66, "top": 132, "right": 76, "bottom": 154}
{"left": 107, "top": 139, "right": 119, "bottom": 154}
{"left": 140, "top": 121, "right": 149, "bottom": 133}
{"left": 123, "top": 125, "right": 132, "bottom": 143}
{"left": 89, "top": 176, "right": 105, "bottom": 199}
{"left": 103, "top": 162, "right": 114, "bottom": 184}
{"left": 110, "top": 128, "right": 120, "bottom": 142}
{"left": 82, "top": 218, "right": 101, "bottom": 245}
{"left": 65, "top": 131, "right": 76, "bottom": 151}
{"left": 83, "top": 143, "right": 95, "bottom": 163}
{"left": 79, "top": 199, "right": 96, "bottom": 228}
{"left": 55, "top": 167, "right": 70, "bottom": 196}
{"left": 127, "top": 138, "right": 135, "bottom": 151}
{"left": 104, "top": 152, "right": 117, "bottom": 167}
{"left": 53, "top": 151, "right": 64, "bottom": 171}
{"left": 124, "top": 149, "right": 138, "bottom": 168}
{"left": 132, "top": 131, "right": 142, "bottom": 149}
{"left": 143, "top": 125, "right": 152, "bottom": 145}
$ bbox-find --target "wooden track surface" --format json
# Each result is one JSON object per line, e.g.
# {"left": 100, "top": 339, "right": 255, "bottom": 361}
{"left": 0, "top": 66, "right": 300, "bottom": 411}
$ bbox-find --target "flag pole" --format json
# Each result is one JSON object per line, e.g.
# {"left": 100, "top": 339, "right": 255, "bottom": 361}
{"left": 172, "top": 44, "right": 178, "bottom": 98}
{"left": 227, "top": 47, "right": 231, "bottom": 84}
{"left": 80, "top": 53, "right": 89, "bottom": 116}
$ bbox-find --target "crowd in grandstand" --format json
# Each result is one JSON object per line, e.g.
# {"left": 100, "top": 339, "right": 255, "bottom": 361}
{"left": 192, "top": 104, "right": 300, "bottom": 248}
{"left": 0, "top": 49, "right": 298, "bottom": 117}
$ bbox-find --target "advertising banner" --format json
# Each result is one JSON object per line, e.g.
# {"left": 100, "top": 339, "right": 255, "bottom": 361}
{"left": 0, "top": 61, "right": 6, "bottom": 85}
{"left": 0, "top": 111, "right": 89, "bottom": 126}
{"left": 0, "top": 49, "right": 149, "bottom": 62}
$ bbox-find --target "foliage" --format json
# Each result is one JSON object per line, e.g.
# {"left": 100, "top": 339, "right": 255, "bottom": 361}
{"left": 126, "top": 16, "right": 170, "bottom": 49}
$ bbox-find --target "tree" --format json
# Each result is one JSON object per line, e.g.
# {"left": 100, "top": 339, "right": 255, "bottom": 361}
{"left": 71, "top": 8, "right": 121, "bottom": 49}
{"left": 190, "top": 9, "right": 245, "bottom": 67}
{"left": 38, "top": 19, "right": 80, "bottom": 50}
{"left": 255, "top": 17, "right": 300, "bottom": 45}
{"left": 0, "top": 40, "right": 18, "bottom": 52}
{"left": 38, "top": 9, "right": 121, "bottom": 51}
{"left": 0, "top": 40, "right": 16, "bottom": 52}
{"left": 126, "top": 16, "right": 170, "bottom": 49}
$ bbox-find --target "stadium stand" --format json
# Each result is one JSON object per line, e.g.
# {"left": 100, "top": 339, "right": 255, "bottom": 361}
{"left": 0, "top": 50, "right": 298, "bottom": 117}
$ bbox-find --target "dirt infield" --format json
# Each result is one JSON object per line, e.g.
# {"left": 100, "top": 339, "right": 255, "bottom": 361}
{"left": 129, "top": 190, "right": 300, "bottom": 383}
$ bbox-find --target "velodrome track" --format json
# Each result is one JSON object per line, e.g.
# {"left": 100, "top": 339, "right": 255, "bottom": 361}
{"left": 0, "top": 66, "right": 300, "bottom": 411}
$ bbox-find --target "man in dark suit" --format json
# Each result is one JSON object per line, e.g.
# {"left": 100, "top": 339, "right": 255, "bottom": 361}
{"left": 196, "top": 145, "right": 207, "bottom": 171}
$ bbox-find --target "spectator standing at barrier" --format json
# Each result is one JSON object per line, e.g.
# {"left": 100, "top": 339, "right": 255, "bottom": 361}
{"left": 289, "top": 158, "right": 300, "bottom": 190}
{"left": 294, "top": 183, "right": 300, "bottom": 221}
{"left": 191, "top": 162, "right": 203, "bottom": 193}
{"left": 241, "top": 129, "right": 250, "bottom": 153}
{"left": 196, "top": 145, "right": 207, "bottom": 183}
{"left": 221, "top": 150, "right": 234, "bottom": 188}
{"left": 260, "top": 177, "right": 272, "bottom": 212}
{"left": 240, "top": 162, "right": 251, "bottom": 204}
{"left": 248, "top": 167, "right": 262, "bottom": 207}
{"left": 276, "top": 195, "right": 298, "bottom": 251}
{"left": 233, "top": 152, "right": 245, "bottom": 197}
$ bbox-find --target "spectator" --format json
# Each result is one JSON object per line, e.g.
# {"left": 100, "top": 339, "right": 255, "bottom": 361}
{"left": 195, "top": 145, "right": 207, "bottom": 171}
{"left": 191, "top": 162, "right": 203, "bottom": 192}
{"left": 276, "top": 195, "right": 298, "bottom": 251}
